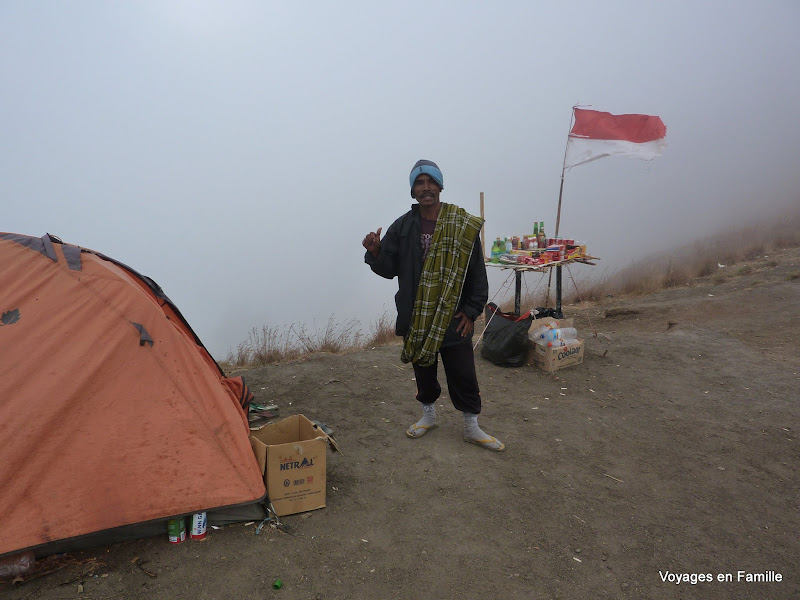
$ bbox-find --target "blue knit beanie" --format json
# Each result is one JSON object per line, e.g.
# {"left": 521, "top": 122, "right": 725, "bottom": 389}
{"left": 409, "top": 159, "right": 443, "bottom": 197}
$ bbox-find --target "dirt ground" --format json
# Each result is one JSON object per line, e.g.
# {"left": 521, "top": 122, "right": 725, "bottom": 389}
{"left": 3, "top": 248, "right": 799, "bottom": 600}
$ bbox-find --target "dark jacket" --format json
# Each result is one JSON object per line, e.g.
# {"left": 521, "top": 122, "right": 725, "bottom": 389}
{"left": 364, "top": 203, "right": 489, "bottom": 346}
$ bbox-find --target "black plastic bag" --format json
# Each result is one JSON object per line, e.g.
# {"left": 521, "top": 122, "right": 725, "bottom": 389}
{"left": 480, "top": 303, "right": 533, "bottom": 367}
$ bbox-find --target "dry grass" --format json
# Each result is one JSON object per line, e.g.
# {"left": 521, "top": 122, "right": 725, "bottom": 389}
{"left": 363, "top": 311, "right": 398, "bottom": 347}
{"left": 293, "top": 317, "right": 365, "bottom": 354}
{"left": 712, "top": 272, "right": 728, "bottom": 286}
{"left": 563, "top": 273, "right": 611, "bottom": 304}
{"left": 226, "top": 325, "right": 302, "bottom": 367}
{"left": 222, "top": 312, "right": 396, "bottom": 367}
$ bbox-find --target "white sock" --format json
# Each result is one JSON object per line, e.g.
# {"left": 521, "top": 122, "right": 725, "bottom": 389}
{"left": 463, "top": 413, "right": 504, "bottom": 450}
{"left": 463, "top": 413, "right": 483, "bottom": 439}
{"left": 407, "top": 403, "right": 437, "bottom": 438}
{"left": 417, "top": 403, "right": 436, "bottom": 427}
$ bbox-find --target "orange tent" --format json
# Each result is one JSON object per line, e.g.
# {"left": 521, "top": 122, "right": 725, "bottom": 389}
{"left": 0, "top": 233, "right": 266, "bottom": 557}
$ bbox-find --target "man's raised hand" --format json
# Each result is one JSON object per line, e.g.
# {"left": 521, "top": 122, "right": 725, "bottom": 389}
{"left": 362, "top": 227, "right": 382, "bottom": 258}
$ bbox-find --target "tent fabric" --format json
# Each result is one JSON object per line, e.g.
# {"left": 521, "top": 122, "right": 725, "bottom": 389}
{"left": 0, "top": 233, "right": 266, "bottom": 557}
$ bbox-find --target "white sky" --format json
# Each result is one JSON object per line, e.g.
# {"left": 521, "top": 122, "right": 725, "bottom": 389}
{"left": 2, "top": 1, "right": 799, "bottom": 358}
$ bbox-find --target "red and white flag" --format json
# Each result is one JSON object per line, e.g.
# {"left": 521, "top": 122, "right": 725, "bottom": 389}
{"left": 564, "top": 108, "right": 667, "bottom": 169}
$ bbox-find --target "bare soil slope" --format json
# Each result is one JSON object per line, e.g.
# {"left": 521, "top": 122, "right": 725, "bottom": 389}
{"left": 3, "top": 249, "right": 799, "bottom": 600}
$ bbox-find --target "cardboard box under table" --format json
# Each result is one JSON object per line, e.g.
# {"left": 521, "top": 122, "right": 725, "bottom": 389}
{"left": 249, "top": 414, "right": 337, "bottom": 517}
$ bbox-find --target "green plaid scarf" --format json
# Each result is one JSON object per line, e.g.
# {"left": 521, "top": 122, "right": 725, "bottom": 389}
{"left": 401, "top": 203, "right": 484, "bottom": 367}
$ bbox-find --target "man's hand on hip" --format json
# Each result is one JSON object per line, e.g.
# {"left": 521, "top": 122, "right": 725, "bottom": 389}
{"left": 454, "top": 312, "right": 474, "bottom": 336}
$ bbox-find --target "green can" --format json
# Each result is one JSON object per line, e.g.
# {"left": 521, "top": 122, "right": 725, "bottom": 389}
{"left": 167, "top": 518, "right": 186, "bottom": 544}
{"left": 273, "top": 578, "right": 283, "bottom": 589}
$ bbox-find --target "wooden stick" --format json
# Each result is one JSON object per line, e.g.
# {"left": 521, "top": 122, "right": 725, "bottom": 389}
{"left": 480, "top": 191, "right": 486, "bottom": 259}
{"left": 480, "top": 192, "right": 486, "bottom": 326}
{"left": 604, "top": 473, "right": 625, "bottom": 483}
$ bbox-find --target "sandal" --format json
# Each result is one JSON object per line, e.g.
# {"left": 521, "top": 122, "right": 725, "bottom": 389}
{"left": 406, "top": 422, "right": 438, "bottom": 438}
{"left": 464, "top": 436, "right": 505, "bottom": 451}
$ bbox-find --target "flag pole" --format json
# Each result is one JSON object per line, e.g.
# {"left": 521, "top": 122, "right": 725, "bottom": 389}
{"left": 548, "top": 106, "right": 577, "bottom": 316}
{"left": 554, "top": 171, "right": 565, "bottom": 238}
{"left": 554, "top": 106, "right": 576, "bottom": 238}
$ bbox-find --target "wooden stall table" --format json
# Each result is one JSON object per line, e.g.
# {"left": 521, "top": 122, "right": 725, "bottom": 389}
{"left": 485, "top": 254, "right": 600, "bottom": 317}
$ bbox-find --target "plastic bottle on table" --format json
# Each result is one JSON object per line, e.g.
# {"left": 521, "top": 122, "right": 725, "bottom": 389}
{"left": 491, "top": 238, "right": 501, "bottom": 263}
{"left": 0, "top": 551, "right": 35, "bottom": 578}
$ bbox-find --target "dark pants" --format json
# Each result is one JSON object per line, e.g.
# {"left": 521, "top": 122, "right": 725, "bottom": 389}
{"left": 412, "top": 338, "right": 482, "bottom": 414}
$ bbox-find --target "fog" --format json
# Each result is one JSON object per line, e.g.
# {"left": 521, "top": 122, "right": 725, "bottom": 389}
{"left": 2, "top": 1, "right": 799, "bottom": 358}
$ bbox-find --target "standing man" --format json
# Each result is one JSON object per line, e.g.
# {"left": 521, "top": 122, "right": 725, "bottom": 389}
{"left": 362, "top": 159, "right": 504, "bottom": 451}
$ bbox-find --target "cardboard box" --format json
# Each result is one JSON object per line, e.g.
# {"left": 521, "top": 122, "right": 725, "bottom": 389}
{"left": 529, "top": 338, "right": 584, "bottom": 372}
{"left": 249, "top": 414, "right": 337, "bottom": 517}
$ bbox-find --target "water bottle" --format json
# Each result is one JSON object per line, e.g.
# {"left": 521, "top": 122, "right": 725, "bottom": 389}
{"left": 0, "top": 551, "right": 35, "bottom": 578}
{"left": 491, "top": 238, "right": 502, "bottom": 263}
{"left": 528, "top": 326, "right": 546, "bottom": 341}
{"left": 537, "top": 327, "right": 578, "bottom": 341}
